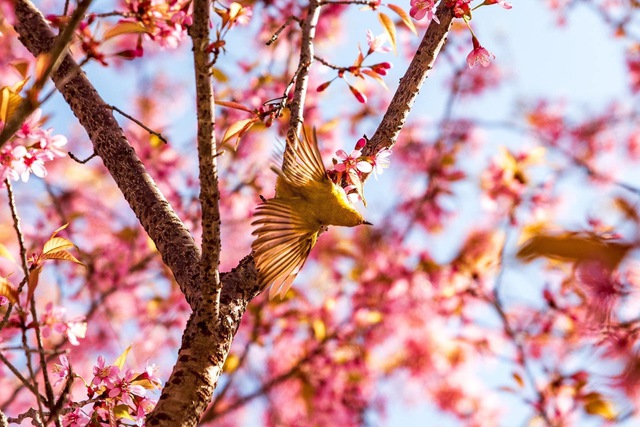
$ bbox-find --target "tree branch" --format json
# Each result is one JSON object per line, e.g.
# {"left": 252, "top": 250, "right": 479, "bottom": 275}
{"left": 284, "top": 0, "right": 321, "bottom": 153}
{"left": 189, "top": 0, "right": 223, "bottom": 316}
{"left": 13, "top": 0, "right": 202, "bottom": 308}
{"left": 363, "top": 6, "right": 455, "bottom": 157}
{"left": 146, "top": 255, "right": 261, "bottom": 426}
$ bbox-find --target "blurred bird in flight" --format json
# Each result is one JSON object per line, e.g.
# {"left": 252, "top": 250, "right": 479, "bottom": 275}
{"left": 252, "top": 128, "right": 371, "bottom": 299}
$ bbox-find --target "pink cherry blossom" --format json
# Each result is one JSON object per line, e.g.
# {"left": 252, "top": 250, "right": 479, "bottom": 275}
{"left": 482, "top": 0, "right": 512, "bottom": 9}
{"left": 366, "top": 30, "right": 390, "bottom": 54}
{"left": 467, "top": 36, "right": 495, "bottom": 68}
{"left": 62, "top": 407, "right": 90, "bottom": 426}
{"left": 372, "top": 148, "right": 391, "bottom": 178}
{"left": 410, "top": 0, "right": 439, "bottom": 23}
{"left": 92, "top": 355, "right": 120, "bottom": 386}
{"left": 51, "top": 354, "right": 70, "bottom": 386}
{"left": 108, "top": 369, "right": 147, "bottom": 406}
{"left": 334, "top": 149, "right": 373, "bottom": 174}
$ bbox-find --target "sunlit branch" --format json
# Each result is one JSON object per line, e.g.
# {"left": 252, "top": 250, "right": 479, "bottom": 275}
{"left": 363, "top": 6, "right": 455, "bottom": 158}
{"left": 284, "top": 0, "right": 322, "bottom": 158}
{"left": 189, "top": 0, "right": 223, "bottom": 315}
{"left": 202, "top": 303, "right": 265, "bottom": 421}
{"left": 110, "top": 105, "right": 168, "bottom": 144}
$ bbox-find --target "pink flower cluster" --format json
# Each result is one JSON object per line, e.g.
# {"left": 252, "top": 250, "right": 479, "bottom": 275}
{"left": 410, "top": 0, "right": 439, "bottom": 22}
{"left": 330, "top": 137, "right": 391, "bottom": 203}
{"left": 0, "top": 109, "right": 67, "bottom": 184}
{"left": 53, "top": 355, "right": 162, "bottom": 426}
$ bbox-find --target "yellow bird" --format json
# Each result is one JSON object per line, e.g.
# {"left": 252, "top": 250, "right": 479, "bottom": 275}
{"left": 251, "top": 128, "right": 371, "bottom": 299}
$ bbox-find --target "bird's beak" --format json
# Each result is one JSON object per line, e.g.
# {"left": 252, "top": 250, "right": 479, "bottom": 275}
{"left": 363, "top": 220, "right": 373, "bottom": 226}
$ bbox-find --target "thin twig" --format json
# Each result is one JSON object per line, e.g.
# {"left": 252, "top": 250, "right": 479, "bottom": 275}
{"left": 6, "top": 180, "right": 55, "bottom": 421}
{"left": 0, "top": 351, "right": 43, "bottom": 398}
{"left": 491, "top": 227, "right": 554, "bottom": 426}
{"left": 284, "top": 0, "right": 322, "bottom": 158}
{"left": 68, "top": 151, "right": 97, "bottom": 164}
{"left": 110, "top": 105, "right": 168, "bottom": 144}
{"left": 266, "top": 15, "right": 302, "bottom": 46}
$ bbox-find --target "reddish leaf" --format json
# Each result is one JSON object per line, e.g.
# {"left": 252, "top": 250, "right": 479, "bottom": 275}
{"left": 103, "top": 21, "right": 150, "bottom": 40}
{"left": 316, "top": 81, "right": 332, "bottom": 92}
{"left": 221, "top": 117, "right": 259, "bottom": 146}
{"left": 348, "top": 84, "right": 367, "bottom": 104}
{"left": 215, "top": 100, "right": 255, "bottom": 113}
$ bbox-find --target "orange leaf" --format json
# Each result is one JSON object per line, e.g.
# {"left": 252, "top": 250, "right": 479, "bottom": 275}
{"left": 0, "top": 85, "right": 25, "bottom": 123}
{"left": 361, "top": 69, "right": 388, "bottom": 90}
{"left": 512, "top": 372, "right": 524, "bottom": 388}
{"left": 613, "top": 196, "right": 639, "bottom": 222}
{"left": 223, "top": 353, "right": 240, "bottom": 373}
{"left": 378, "top": 12, "right": 397, "bottom": 55}
{"left": 26, "top": 265, "right": 42, "bottom": 305}
{"left": 34, "top": 52, "right": 53, "bottom": 85}
{"left": 583, "top": 393, "right": 617, "bottom": 421}
{"left": 221, "top": 117, "right": 258, "bottom": 146}
{"left": 387, "top": 4, "right": 417, "bottom": 35}
{"left": 516, "top": 233, "right": 631, "bottom": 269}
{"left": 43, "top": 237, "right": 75, "bottom": 255}
{"left": 0, "top": 276, "right": 18, "bottom": 305}
{"left": 11, "top": 60, "right": 30, "bottom": 79}
{"left": 103, "top": 21, "right": 150, "bottom": 40}
{"left": 0, "top": 243, "right": 15, "bottom": 263}
{"left": 41, "top": 250, "right": 83, "bottom": 265}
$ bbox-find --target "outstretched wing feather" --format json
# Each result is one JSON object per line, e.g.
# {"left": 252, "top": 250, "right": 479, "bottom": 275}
{"left": 252, "top": 199, "right": 316, "bottom": 298}
{"left": 281, "top": 127, "right": 327, "bottom": 187}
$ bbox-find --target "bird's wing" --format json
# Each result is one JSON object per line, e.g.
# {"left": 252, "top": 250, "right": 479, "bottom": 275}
{"left": 251, "top": 199, "right": 317, "bottom": 299}
{"left": 281, "top": 127, "right": 327, "bottom": 187}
